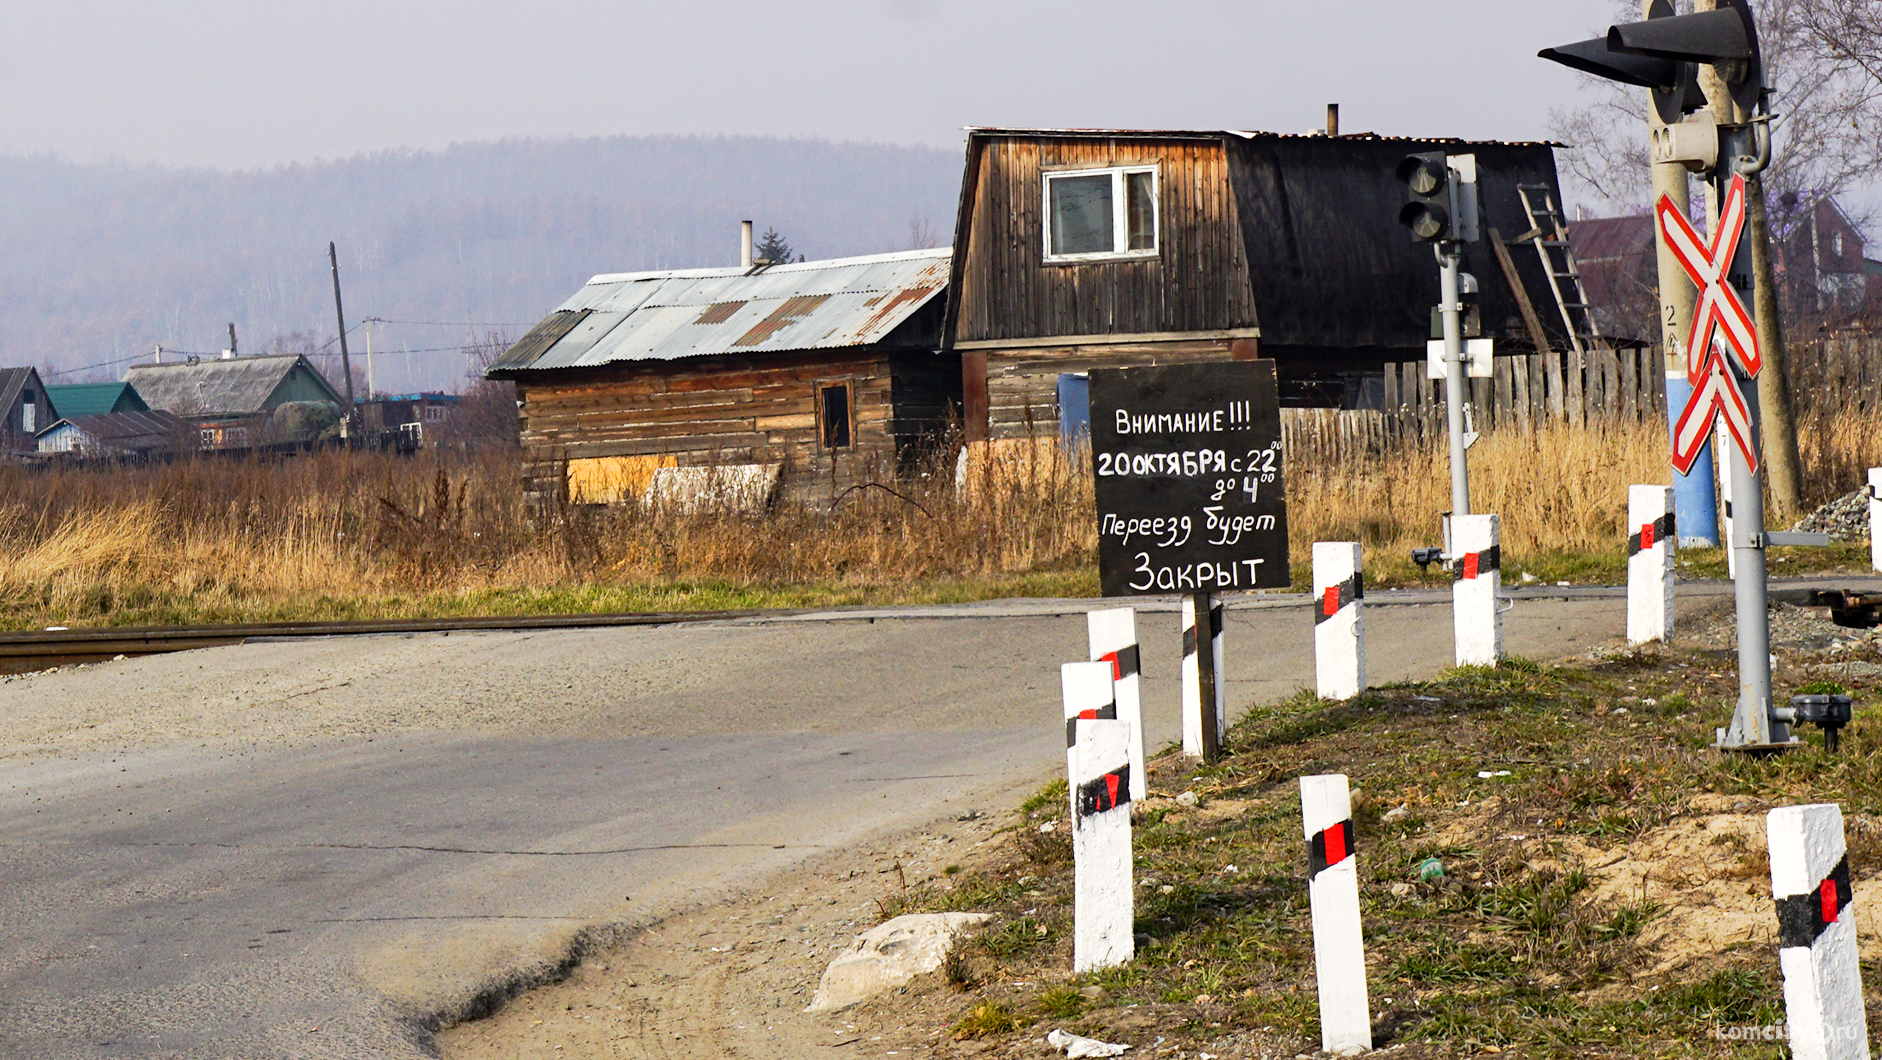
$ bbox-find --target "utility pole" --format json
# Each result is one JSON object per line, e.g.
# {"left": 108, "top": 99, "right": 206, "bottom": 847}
{"left": 1646, "top": 0, "right": 1718, "bottom": 547}
{"left": 364, "top": 317, "right": 376, "bottom": 398}
{"left": 328, "top": 242, "right": 358, "bottom": 415}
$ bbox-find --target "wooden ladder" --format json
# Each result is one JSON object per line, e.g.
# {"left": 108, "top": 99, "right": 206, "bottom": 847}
{"left": 1514, "top": 184, "right": 1605, "bottom": 421}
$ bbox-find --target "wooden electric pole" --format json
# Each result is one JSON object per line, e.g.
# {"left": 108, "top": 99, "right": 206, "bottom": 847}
{"left": 328, "top": 241, "right": 358, "bottom": 414}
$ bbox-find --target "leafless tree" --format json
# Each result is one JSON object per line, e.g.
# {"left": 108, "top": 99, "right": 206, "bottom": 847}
{"left": 1550, "top": 0, "right": 1882, "bottom": 217}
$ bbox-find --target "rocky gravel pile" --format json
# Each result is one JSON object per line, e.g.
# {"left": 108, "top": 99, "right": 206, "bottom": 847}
{"left": 1790, "top": 487, "right": 1874, "bottom": 541}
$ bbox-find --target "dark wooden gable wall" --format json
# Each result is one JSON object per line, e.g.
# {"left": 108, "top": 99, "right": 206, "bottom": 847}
{"left": 1227, "top": 136, "right": 1569, "bottom": 353}
{"left": 949, "top": 134, "right": 1260, "bottom": 344}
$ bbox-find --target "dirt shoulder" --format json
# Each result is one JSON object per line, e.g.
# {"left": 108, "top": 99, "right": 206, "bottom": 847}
{"left": 435, "top": 801, "right": 1022, "bottom": 1060}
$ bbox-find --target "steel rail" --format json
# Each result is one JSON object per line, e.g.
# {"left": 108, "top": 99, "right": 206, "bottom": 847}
{"left": 0, "top": 609, "right": 774, "bottom": 674}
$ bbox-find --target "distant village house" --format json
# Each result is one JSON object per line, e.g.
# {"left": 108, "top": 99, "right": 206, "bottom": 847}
{"left": 124, "top": 353, "right": 345, "bottom": 450}
{"left": 0, "top": 368, "right": 54, "bottom": 453}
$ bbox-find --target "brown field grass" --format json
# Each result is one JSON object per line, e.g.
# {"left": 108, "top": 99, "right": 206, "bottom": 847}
{"left": 1, "top": 409, "right": 1876, "bottom": 629}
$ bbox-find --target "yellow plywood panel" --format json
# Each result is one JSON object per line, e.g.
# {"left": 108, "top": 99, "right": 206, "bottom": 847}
{"left": 567, "top": 455, "right": 676, "bottom": 504}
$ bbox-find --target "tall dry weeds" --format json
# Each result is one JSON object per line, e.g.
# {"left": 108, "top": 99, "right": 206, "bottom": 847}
{"left": 0, "top": 408, "right": 1873, "bottom": 626}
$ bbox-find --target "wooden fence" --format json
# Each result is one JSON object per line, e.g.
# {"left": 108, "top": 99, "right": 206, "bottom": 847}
{"left": 1281, "top": 335, "right": 1876, "bottom": 465}
{"left": 1787, "top": 332, "right": 1882, "bottom": 414}
{"left": 1283, "top": 346, "right": 1668, "bottom": 464}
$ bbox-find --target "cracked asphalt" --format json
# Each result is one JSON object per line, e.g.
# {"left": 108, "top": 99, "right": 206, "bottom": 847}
{"left": 2, "top": 580, "right": 1870, "bottom": 1058}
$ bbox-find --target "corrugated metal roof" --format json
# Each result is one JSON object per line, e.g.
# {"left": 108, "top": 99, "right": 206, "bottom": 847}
{"left": 124, "top": 355, "right": 341, "bottom": 417}
{"left": 45, "top": 410, "right": 185, "bottom": 450}
{"left": 488, "top": 248, "right": 950, "bottom": 373}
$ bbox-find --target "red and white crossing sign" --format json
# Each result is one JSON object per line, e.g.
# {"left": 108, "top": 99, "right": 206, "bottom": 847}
{"left": 1672, "top": 347, "right": 1758, "bottom": 475}
{"left": 1658, "top": 175, "right": 1761, "bottom": 379}
{"left": 1660, "top": 174, "right": 1763, "bottom": 473}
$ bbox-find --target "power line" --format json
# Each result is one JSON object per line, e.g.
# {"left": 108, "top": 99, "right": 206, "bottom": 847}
{"left": 364, "top": 317, "right": 535, "bottom": 328}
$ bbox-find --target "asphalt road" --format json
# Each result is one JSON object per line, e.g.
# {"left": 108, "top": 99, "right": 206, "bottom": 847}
{"left": 0, "top": 579, "right": 1862, "bottom": 1059}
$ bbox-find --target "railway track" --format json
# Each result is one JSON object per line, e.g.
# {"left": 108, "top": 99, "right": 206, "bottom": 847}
{"left": 0, "top": 609, "right": 771, "bottom": 674}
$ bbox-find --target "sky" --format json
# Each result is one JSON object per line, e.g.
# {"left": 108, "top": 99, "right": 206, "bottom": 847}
{"left": 0, "top": 0, "right": 1621, "bottom": 170}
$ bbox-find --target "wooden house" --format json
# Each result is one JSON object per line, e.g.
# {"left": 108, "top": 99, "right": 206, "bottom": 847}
{"left": 37, "top": 409, "right": 188, "bottom": 458}
{"left": 486, "top": 249, "right": 956, "bottom": 508}
{"left": 0, "top": 368, "right": 55, "bottom": 453}
{"left": 360, "top": 392, "right": 460, "bottom": 451}
{"left": 944, "top": 128, "right": 1568, "bottom": 441}
{"left": 45, "top": 381, "right": 150, "bottom": 420}
{"left": 124, "top": 354, "right": 344, "bottom": 450}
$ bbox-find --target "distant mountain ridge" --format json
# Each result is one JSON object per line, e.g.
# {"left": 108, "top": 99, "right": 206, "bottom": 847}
{"left": 0, "top": 135, "right": 962, "bottom": 391}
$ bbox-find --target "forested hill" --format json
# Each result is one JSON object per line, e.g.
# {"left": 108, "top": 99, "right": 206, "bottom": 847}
{"left": 0, "top": 135, "right": 961, "bottom": 390}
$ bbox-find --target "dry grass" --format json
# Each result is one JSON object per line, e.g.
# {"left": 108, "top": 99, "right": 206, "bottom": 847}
{"left": 0, "top": 408, "right": 1874, "bottom": 629}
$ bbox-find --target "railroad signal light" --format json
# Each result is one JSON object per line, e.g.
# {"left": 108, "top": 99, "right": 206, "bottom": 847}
{"left": 1394, "top": 152, "right": 1477, "bottom": 245}
{"left": 1538, "top": 0, "right": 1759, "bottom": 126}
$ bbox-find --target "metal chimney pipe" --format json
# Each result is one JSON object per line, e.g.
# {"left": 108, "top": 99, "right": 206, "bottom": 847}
{"left": 1326, "top": 104, "right": 1340, "bottom": 137}
{"left": 741, "top": 220, "right": 754, "bottom": 268}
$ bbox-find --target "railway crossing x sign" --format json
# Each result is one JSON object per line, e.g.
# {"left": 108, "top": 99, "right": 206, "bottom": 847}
{"left": 1659, "top": 174, "right": 1762, "bottom": 474}
{"left": 1672, "top": 347, "right": 1757, "bottom": 475}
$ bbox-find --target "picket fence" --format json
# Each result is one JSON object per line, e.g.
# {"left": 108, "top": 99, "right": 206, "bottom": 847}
{"left": 1280, "top": 333, "right": 1880, "bottom": 465}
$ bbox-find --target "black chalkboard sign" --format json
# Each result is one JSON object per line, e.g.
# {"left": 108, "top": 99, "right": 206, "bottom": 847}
{"left": 1089, "top": 361, "right": 1289, "bottom": 596}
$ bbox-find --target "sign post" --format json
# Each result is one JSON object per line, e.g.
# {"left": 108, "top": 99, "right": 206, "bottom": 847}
{"left": 1089, "top": 361, "right": 1289, "bottom": 764}
{"left": 1661, "top": 174, "right": 1786, "bottom": 750}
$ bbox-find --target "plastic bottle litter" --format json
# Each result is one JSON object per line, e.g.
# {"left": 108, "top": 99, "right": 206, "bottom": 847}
{"left": 1417, "top": 856, "right": 1445, "bottom": 882}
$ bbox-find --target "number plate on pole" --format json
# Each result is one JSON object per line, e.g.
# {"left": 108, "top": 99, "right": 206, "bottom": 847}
{"left": 1090, "top": 362, "right": 1290, "bottom": 596}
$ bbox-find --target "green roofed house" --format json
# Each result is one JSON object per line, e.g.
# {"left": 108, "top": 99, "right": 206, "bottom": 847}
{"left": 123, "top": 354, "right": 345, "bottom": 450}
{"left": 45, "top": 382, "right": 149, "bottom": 420}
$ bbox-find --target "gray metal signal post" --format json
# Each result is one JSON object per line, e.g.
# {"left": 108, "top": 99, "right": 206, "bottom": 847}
{"left": 1541, "top": 0, "right": 1830, "bottom": 752}
{"left": 1395, "top": 152, "right": 1481, "bottom": 524}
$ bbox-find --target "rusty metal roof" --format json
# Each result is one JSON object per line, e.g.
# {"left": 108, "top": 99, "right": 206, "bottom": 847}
{"left": 487, "top": 248, "right": 950, "bottom": 373}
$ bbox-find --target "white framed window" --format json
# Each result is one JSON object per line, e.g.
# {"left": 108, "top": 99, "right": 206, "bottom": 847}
{"left": 1042, "top": 165, "right": 1159, "bottom": 263}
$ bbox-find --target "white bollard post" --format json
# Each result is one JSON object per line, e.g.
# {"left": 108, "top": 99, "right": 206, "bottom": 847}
{"left": 1300, "top": 774, "right": 1372, "bottom": 1056}
{"left": 1087, "top": 607, "right": 1146, "bottom": 802}
{"left": 1313, "top": 542, "right": 1366, "bottom": 700}
{"left": 1181, "top": 593, "right": 1225, "bottom": 758}
{"left": 1627, "top": 485, "right": 1676, "bottom": 645}
{"left": 1061, "top": 662, "right": 1116, "bottom": 813}
{"left": 1450, "top": 513, "right": 1502, "bottom": 667}
{"left": 1072, "top": 718, "right": 1134, "bottom": 974}
{"left": 1869, "top": 468, "right": 1880, "bottom": 574}
{"left": 1768, "top": 803, "right": 1870, "bottom": 1060}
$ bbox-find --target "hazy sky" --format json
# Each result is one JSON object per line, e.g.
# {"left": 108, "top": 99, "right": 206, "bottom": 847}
{"left": 0, "top": 1, "right": 1619, "bottom": 169}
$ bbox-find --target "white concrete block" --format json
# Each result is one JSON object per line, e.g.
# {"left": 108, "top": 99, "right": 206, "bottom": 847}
{"left": 1061, "top": 662, "right": 1116, "bottom": 814}
{"left": 806, "top": 912, "right": 993, "bottom": 1012}
{"left": 1072, "top": 718, "right": 1134, "bottom": 974}
{"left": 1869, "top": 469, "right": 1880, "bottom": 574}
{"left": 1450, "top": 514, "right": 1502, "bottom": 667}
{"left": 1627, "top": 485, "right": 1676, "bottom": 645}
{"left": 1300, "top": 774, "right": 1371, "bottom": 1056}
{"left": 1180, "top": 594, "right": 1225, "bottom": 757}
{"left": 1087, "top": 607, "right": 1147, "bottom": 802}
{"left": 1313, "top": 542, "right": 1366, "bottom": 700}
{"left": 1769, "top": 804, "right": 1870, "bottom": 1060}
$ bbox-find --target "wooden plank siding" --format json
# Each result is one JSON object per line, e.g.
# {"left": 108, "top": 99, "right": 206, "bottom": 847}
{"left": 950, "top": 134, "right": 1259, "bottom": 440}
{"left": 512, "top": 348, "right": 955, "bottom": 507}
{"left": 952, "top": 135, "right": 1258, "bottom": 344}
{"left": 982, "top": 338, "right": 1240, "bottom": 442}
